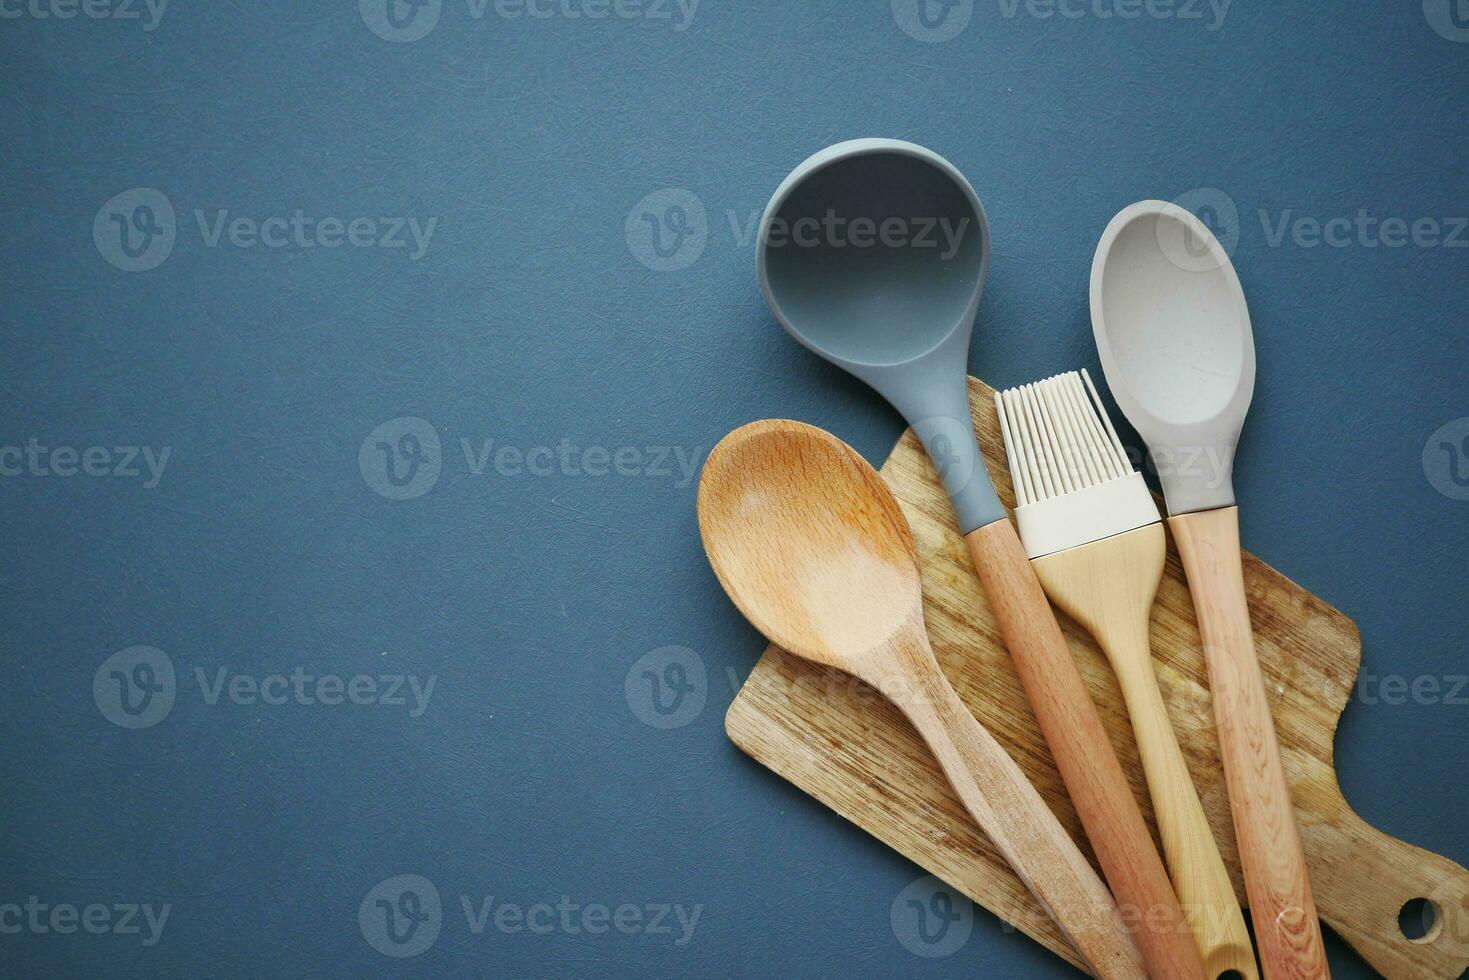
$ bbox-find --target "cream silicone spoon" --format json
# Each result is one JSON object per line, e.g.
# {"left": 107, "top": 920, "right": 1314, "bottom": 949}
{"left": 1090, "top": 200, "right": 1329, "bottom": 980}
{"left": 697, "top": 418, "right": 1144, "bottom": 979}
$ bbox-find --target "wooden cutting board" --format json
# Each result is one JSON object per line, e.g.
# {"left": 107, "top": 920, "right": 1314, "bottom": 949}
{"left": 724, "top": 377, "right": 1469, "bottom": 979}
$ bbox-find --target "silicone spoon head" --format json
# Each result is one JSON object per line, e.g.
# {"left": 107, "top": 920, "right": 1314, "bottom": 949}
{"left": 1089, "top": 200, "right": 1256, "bottom": 516}
{"left": 696, "top": 419, "right": 923, "bottom": 672}
{"left": 756, "top": 139, "right": 1005, "bottom": 532}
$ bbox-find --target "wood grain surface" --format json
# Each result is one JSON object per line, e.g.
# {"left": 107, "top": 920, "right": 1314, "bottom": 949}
{"left": 1170, "top": 506, "right": 1329, "bottom": 979}
{"left": 965, "top": 519, "right": 1205, "bottom": 979}
{"left": 723, "top": 377, "right": 1469, "bottom": 979}
{"left": 1032, "top": 522, "right": 1257, "bottom": 979}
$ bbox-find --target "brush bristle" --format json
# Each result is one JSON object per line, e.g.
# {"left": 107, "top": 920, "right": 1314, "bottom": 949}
{"left": 994, "top": 370, "right": 1133, "bottom": 507}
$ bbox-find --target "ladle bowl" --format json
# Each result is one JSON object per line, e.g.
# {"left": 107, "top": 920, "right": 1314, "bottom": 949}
{"left": 756, "top": 139, "right": 1001, "bottom": 531}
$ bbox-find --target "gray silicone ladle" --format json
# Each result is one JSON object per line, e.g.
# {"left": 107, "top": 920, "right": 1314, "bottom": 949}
{"left": 756, "top": 138, "right": 1000, "bottom": 532}
{"left": 755, "top": 140, "right": 1205, "bottom": 980}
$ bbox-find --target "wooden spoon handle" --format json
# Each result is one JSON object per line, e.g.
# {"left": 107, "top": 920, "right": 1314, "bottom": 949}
{"left": 965, "top": 518, "right": 1207, "bottom": 980}
{"left": 1169, "top": 506, "right": 1330, "bottom": 980}
{"left": 885, "top": 637, "right": 1147, "bottom": 979}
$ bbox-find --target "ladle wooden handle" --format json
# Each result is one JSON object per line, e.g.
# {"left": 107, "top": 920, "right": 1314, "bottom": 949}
{"left": 964, "top": 518, "right": 1207, "bottom": 980}
{"left": 878, "top": 633, "right": 1146, "bottom": 979}
{"left": 1170, "top": 506, "right": 1330, "bottom": 980}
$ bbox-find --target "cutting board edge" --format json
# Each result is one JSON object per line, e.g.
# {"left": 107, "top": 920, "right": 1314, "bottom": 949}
{"left": 722, "top": 689, "right": 1093, "bottom": 973}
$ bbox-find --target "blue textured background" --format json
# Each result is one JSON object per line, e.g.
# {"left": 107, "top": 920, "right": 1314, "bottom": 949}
{"left": 3, "top": 2, "right": 1466, "bottom": 976}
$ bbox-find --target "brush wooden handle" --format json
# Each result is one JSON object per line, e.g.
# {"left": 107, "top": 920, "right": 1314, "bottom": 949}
{"left": 877, "top": 632, "right": 1147, "bottom": 979}
{"left": 1033, "top": 524, "right": 1258, "bottom": 979}
{"left": 1113, "top": 648, "right": 1261, "bottom": 978}
{"left": 1169, "top": 506, "right": 1330, "bottom": 980}
{"left": 965, "top": 519, "right": 1207, "bottom": 980}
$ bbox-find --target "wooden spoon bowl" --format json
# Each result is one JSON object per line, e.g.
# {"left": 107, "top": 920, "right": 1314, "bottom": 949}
{"left": 696, "top": 419, "right": 1148, "bottom": 980}
{"left": 696, "top": 419, "right": 920, "bottom": 676}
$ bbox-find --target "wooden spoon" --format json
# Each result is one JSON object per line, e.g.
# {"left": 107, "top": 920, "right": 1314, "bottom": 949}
{"left": 697, "top": 419, "right": 1146, "bottom": 979}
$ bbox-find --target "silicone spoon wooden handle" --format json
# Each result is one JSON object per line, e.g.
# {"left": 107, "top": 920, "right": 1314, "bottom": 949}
{"left": 878, "top": 630, "right": 1147, "bottom": 979}
{"left": 965, "top": 518, "right": 1208, "bottom": 980}
{"left": 1032, "top": 523, "right": 1258, "bottom": 979}
{"left": 1169, "top": 506, "right": 1330, "bottom": 980}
